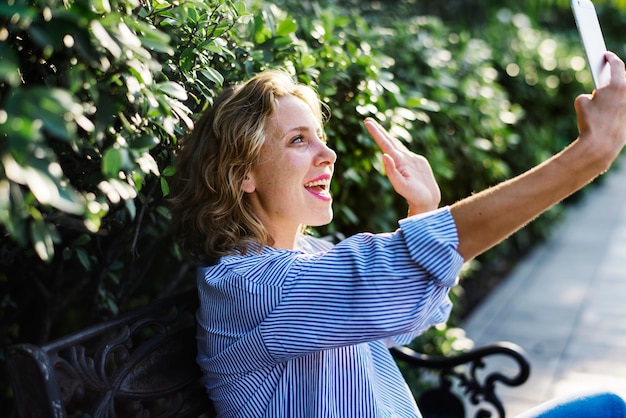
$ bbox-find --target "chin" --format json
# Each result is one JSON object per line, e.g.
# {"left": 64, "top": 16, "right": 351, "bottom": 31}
{"left": 308, "top": 214, "right": 333, "bottom": 228}
{"left": 303, "top": 206, "right": 334, "bottom": 227}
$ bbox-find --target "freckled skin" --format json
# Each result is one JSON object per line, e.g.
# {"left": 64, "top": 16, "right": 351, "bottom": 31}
{"left": 243, "top": 96, "right": 336, "bottom": 249}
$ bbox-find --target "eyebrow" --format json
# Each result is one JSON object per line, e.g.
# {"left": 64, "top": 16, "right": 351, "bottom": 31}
{"left": 281, "top": 125, "right": 326, "bottom": 141}
{"left": 281, "top": 126, "right": 312, "bottom": 136}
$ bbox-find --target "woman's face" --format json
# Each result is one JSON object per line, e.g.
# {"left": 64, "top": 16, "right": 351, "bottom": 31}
{"left": 243, "top": 95, "right": 336, "bottom": 248}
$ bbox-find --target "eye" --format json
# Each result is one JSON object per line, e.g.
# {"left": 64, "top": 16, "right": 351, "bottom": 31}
{"left": 290, "top": 135, "right": 304, "bottom": 144}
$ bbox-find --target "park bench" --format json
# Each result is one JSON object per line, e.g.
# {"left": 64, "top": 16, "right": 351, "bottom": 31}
{"left": 7, "top": 288, "right": 531, "bottom": 418}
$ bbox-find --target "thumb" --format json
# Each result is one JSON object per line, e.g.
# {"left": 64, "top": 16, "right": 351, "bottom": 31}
{"left": 382, "top": 153, "right": 410, "bottom": 192}
{"left": 574, "top": 92, "right": 593, "bottom": 110}
{"left": 574, "top": 93, "right": 594, "bottom": 134}
{"left": 382, "top": 153, "right": 399, "bottom": 180}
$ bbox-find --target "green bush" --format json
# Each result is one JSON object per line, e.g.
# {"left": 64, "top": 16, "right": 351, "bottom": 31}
{"left": 3, "top": 0, "right": 625, "bottom": 410}
{"left": 0, "top": 0, "right": 249, "bottom": 350}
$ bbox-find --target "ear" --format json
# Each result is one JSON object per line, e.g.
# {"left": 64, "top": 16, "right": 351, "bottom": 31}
{"left": 242, "top": 174, "right": 255, "bottom": 194}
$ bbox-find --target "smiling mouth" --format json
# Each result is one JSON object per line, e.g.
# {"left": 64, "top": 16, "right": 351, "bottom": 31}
{"left": 304, "top": 179, "right": 329, "bottom": 191}
{"left": 304, "top": 178, "right": 331, "bottom": 199}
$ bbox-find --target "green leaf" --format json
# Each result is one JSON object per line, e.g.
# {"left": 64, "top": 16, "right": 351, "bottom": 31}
{"left": 98, "top": 178, "right": 137, "bottom": 204}
{"left": 200, "top": 39, "right": 225, "bottom": 54}
{"left": 3, "top": 153, "right": 85, "bottom": 215}
{"left": 72, "top": 234, "right": 91, "bottom": 246}
{"left": 76, "top": 248, "right": 92, "bottom": 270}
{"left": 160, "top": 176, "right": 170, "bottom": 197}
{"left": 155, "top": 204, "right": 170, "bottom": 219}
{"left": 199, "top": 68, "right": 224, "bottom": 86}
{"left": 211, "top": 21, "right": 233, "bottom": 39}
{"left": 301, "top": 53, "right": 316, "bottom": 68}
{"left": 271, "top": 36, "right": 293, "bottom": 50}
{"left": 0, "top": 3, "right": 38, "bottom": 23}
{"left": 7, "top": 88, "right": 86, "bottom": 143}
{"left": 102, "top": 147, "right": 124, "bottom": 177}
{"left": 124, "top": 17, "right": 174, "bottom": 54}
{"left": 136, "top": 152, "right": 159, "bottom": 175}
{"left": 2, "top": 116, "right": 43, "bottom": 143}
{"left": 231, "top": 1, "right": 247, "bottom": 17}
{"left": 30, "top": 219, "right": 58, "bottom": 262}
{"left": 130, "top": 135, "right": 160, "bottom": 150}
{"left": 90, "top": 20, "right": 122, "bottom": 58}
{"left": 113, "top": 21, "right": 144, "bottom": 52}
{"left": 93, "top": 0, "right": 111, "bottom": 14}
{"left": 125, "top": 198, "right": 136, "bottom": 219}
{"left": 127, "top": 60, "right": 154, "bottom": 85}
{"left": 162, "top": 165, "right": 176, "bottom": 176}
{"left": 0, "top": 179, "right": 11, "bottom": 225}
{"left": 72, "top": 26, "right": 103, "bottom": 69}
{"left": 156, "top": 81, "right": 188, "bottom": 101}
{"left": 27, "top": 25, "right": 55, "bottom": 50}
{"left": 0, "top": 43, "right": 20, "bottom": 86}
{"left": 276, "top": 18, "right": 297, "bottom": 36}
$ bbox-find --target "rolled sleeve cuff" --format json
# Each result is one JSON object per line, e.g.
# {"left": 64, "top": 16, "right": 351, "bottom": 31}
{"left": 398, "top": 206, "right": 463, "bottom": 288}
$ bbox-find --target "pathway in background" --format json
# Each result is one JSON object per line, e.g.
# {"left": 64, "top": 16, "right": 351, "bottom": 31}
{"left": 463, "top": 162, "right": 626, "bottom": 416}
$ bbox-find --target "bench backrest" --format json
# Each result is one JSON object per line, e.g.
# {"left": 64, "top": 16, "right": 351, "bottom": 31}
{"left": 7, "top": 289, "right": 530, "bottom": 418}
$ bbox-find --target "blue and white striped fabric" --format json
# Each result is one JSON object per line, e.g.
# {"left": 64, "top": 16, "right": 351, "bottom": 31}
{"left": 196, "top": 207, "right": 464, "bottom": 417}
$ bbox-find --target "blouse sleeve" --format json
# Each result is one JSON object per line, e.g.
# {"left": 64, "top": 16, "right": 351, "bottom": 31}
{"left": 260, "top": 207, "right": 464, "bottom": 362}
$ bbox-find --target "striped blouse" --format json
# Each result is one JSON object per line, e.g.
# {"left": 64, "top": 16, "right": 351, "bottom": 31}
{"left": 196, "top": 207, "right": 464, "bottom": 417}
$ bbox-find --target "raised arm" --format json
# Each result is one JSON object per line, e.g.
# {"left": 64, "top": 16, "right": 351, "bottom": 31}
{"left": 366, "top": 51, "right": 626, "bottom": 262}
{"left": 451, "top": 52, "right": 626, "bottom": 260}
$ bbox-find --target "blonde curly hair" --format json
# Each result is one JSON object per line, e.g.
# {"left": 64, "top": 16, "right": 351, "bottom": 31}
{"left": 169, "top": 70, "right": 326, "bottom": 262}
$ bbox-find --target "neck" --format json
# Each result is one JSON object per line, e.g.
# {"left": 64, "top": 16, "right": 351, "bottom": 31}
{"left": 267, "top": 225, "right": 303, "bottom": 250}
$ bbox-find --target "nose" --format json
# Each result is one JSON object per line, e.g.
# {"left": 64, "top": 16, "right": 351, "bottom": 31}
{"left": 316, "top": 142, "right": 337, "bottom": 166}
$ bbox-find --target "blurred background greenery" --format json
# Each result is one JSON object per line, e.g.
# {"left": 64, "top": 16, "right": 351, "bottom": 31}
{"left": 1, "top": 0, "right": 625, "bottom": 412}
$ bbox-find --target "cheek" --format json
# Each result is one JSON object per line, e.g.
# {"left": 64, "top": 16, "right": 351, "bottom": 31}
{"left": 268, "top": 154, "right": 300, "bottom": 179}
{"left": 253, "top": 164, "right": 289, "bottom": 192}
{"left": 254, "top": 150, "right": 306, "bottom": 192}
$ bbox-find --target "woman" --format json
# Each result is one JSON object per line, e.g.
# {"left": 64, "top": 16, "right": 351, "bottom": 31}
{"left": 170, "top": 53, "right": 626, "bottom": 417}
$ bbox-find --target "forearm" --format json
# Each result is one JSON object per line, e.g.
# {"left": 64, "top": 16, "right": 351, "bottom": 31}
{"left": 450, "top": 137, "right": 612, "bottom": 261}
{"left": 366, "top": 53, "right": 625, "bottom": 258}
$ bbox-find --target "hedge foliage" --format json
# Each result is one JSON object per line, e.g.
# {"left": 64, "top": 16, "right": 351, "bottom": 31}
{"left": 2, "top": 0, "right": 625, "bottom": 409}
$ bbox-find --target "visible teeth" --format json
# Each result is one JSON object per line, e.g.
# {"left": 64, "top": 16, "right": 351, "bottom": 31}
{"left": 305, "top": 180, "right": 329, "bottom": 188}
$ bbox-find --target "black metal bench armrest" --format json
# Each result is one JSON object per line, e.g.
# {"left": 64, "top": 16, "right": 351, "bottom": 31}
{"left": 390, "top": 342, "right": 531, "bottom": 418}
{"left": 6, "top": 290, "right": 214, "bottom": 418}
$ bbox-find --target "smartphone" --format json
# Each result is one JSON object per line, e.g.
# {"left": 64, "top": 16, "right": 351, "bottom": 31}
{"left": 571, "top": 0, "right": 610, "bottom": 88}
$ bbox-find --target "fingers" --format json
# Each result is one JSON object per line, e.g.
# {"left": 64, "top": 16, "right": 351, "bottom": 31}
{"left": 381, "top": 153, "right": 400, "bottom": 182}
{"left": 577, "top": 51, "right": 624, "bottom": 114}
{"left": 364, "top": 118, "right": 405, "bottom": 155}
{"left": 575, "top": 52, "right": 626, "bottom": 159}
{"left": 365, "top": 118, "right": 400, "bottom": 179}
{"left": 605, "top": 51, "right": 626, "bottom": 85}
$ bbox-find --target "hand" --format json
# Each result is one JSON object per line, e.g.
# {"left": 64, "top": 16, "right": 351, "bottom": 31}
{"left": 364, "top": 118, "right": 441, "bottom": 216}
{"left": 574, "top": 51, "right": 626, "bottom": 169}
